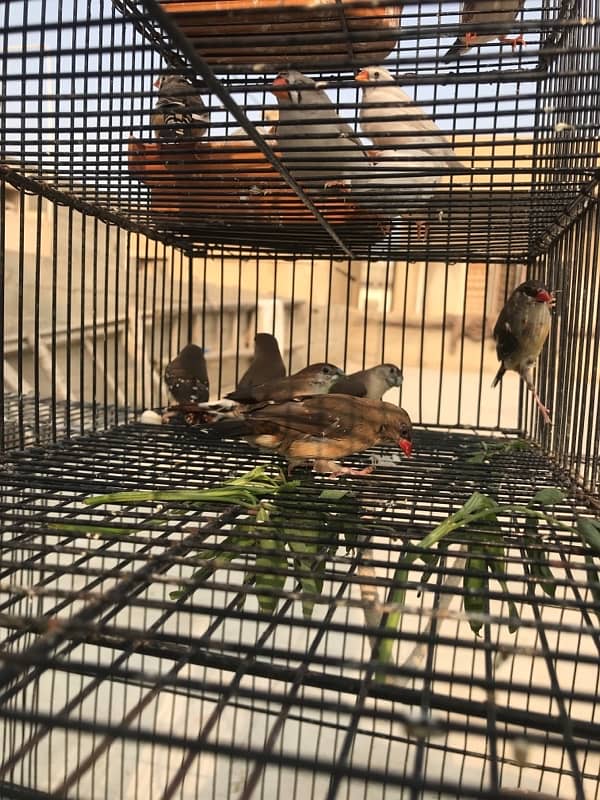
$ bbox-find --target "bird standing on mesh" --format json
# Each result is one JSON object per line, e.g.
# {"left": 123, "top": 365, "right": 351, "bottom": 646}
{"left": 207, "top": 394, "right": 413, "bottom": 476}
{"left": 330, "top": 363, "right": 403, "bottom": 400}
{"left": 164, "top": 344, "right": 209, "bottom": 404}
{"left": 442, "top": 0, "right": 525, "bottom": 61}
{"left": 492, "top": 280, "right": 553, "bottom": 424}
{"left": 152, "top": 74, "right": 209, "bottom": 140}
{"left": 227, "top": 362, "right": 343, "bottom": 403}
{"left": 236, "top": 333, "right": 286, "bottom": 391}
{"left": 270, "top": 70, "right": 368, "bottom": 191}
{"left": 355, "top": 66, "right": 466, "bottom": 235}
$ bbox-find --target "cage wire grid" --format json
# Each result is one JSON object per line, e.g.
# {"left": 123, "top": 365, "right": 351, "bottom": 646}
{"left": 0, "top": 0, "right": 600, "bottom": 798}
{"left": 1, "top": 425, "right": 600, "bottom": 799}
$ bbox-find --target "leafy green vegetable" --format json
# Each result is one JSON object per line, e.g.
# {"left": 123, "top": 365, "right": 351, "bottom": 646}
{"left": 465, "top": 438, "right": 529, "bottom": 463}
{"left": 375, "top": 486, "right": 594, "bottom": 680}
{"left": 577, "top": 517, "right": 600, "bottom": 555}
{"left": 530, "top": 487, "right": 566, "bottom": 507}
{"left": 463, "top": 545, "right": 488, "bottom": 635}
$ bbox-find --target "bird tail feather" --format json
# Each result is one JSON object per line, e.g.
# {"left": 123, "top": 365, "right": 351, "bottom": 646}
{"left": 441, "top": 40, "right": 469, "bottom": 62}
{"left": 491, "top": 365, "right": 506, "bottom": 388}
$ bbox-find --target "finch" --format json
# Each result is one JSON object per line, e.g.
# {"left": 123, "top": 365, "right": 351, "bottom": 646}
{"left": 227, "top": 363, "right": 344, "bottom": 404}
{"left": 492, "top": 279, "right": 553, "bottom": 424}
{"left": 209, "top": 394, "right": 413, "bottom": 476}
{"left": 236, "top": 333, "right": 286, "bottom": 391}
{"left": 152, "top": 74, "right": 209, "bottom": 140}
{"left": 164, "top": 344, "right": 209, "bottom": 404}
{"left": 271, "top": 70, "right": 368, "bottom": 190}
{"left": 442, "top": 0, "right": 525, "bottom": 62}
{"left": 330, "top": 363, "right": 403, "bottom": 400}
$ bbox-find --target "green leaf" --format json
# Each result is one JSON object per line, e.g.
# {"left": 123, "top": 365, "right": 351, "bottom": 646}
{"left": 49, "top": 522, "right": 138, "bottom": 537}
{"left": 530, "top": 487, "right": 566, "bottom": 507}
{"left": 483, "top": 546, "right": 520, "bottom": 634}
{"left": 523, "top": 518, "right": 556, "bottom": 598}
{"left": 577, "top": 517, "right": 600, "bottom": 555}
{"left": 255, "top": 540, "right": 288, "bottom": 614}
{"left": 375, "top": 559, "right": 412, "bottom": 682}
{"left": 463, "top": 548, "right": 488, "bottom": 635}
{"left": 584, "top": 555, "right": 600, "bottom": 622}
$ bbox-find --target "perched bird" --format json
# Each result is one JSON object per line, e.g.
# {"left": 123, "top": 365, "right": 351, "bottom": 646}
{"left": 442, "top": 0, "right": 525, "bottom": 62}
{"left": 354, "top": 66, "right": 466, "bottom": 235}
{"left": 330, "top": 363, "right": 403, "bottom": 400}
{"left": 164, "top": 344, "right": 209, "bottom": 404}
{"left": 492, "top": 280, "right": 553, "bottom": 424}
{"left": 209, "top": 394, "right": 413, "bottom": 476}
{"left": 152, "top": 74, "right": 209, "bottom": 140}
{"left": 271, "top": 70, "right": 368, "bottom": 190}
{"left": 356, "top": 66, "right": 465, "bottom": 169}
{"left": 227, "top": 362, "right": 343, "bottom": 404}
{"left": 236, "top": 333, "right": 286, "bottom": 391}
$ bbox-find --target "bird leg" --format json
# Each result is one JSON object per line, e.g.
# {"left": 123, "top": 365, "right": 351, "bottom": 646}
{"left": 312, "top": 459, "right": 375, "bottom": 477}
{"left": 524, "top": 381, "right": 552, "bottom": 425}
{"left": 499, "top": 33, "right": 527, "bottom": 51}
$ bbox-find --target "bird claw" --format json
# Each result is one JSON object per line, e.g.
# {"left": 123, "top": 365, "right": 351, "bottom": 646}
{"left": 329, "top": 465, "right": 375, "bottom": 478}
{"left": 500, "top": 34, "right": 527, "bottom": 51}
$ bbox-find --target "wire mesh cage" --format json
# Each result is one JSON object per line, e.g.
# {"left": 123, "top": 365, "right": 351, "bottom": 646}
{"left": 1, "top": 0, "right": 600, "bottom": 798}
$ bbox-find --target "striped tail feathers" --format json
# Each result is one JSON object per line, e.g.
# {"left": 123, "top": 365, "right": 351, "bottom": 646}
{"left": 491, "top": 365, "right": 506, "bottom": 388}
{"left": 442, "top": 39, "right": 469, "bottom": 62}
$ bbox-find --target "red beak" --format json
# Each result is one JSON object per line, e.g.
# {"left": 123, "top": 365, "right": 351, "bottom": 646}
{"left": 535, "top": 289, "right": 553, "bottom": 304}
{"left": 398, "top": 438, "right": 413, "bottom": 458}
{"left": 356, "top": 69, "right": 369, "bottom": 82}
{"left": 272, "top": 75, "right": 289, "bottom": 99}
{"left": 154, "top": 78, "right": 161, "bottom": 89}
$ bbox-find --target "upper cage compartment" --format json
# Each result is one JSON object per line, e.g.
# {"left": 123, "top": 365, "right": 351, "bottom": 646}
{"left": 1, "top": 0, "right": 597, "bottom": 262}
{"left": 1, "top": 3, "right": 600, "bottom": 800}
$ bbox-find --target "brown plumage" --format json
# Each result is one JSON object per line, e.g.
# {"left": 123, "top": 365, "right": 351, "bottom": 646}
{"left": 227, "top": 362, "right": 343, "bottom": 403}
{"left": 330, "top": 363, "right": 403, "bottom": 400}
{"left": 152, "top": 74, "right": 209, "bottom": 140}
{"left": 492, "top": 279, "right": 553, "bottom": 424}
{"left": 236, "top": 333, "right": 286, "bottom": 391}
{"left": 164, "top": 344, "right": 209, "bottom": 404}
{"left": 442, "top": 0, "right": 525, "bottom": 62}
{"left": 210, "top": 394, "right": 413, "bottom": 476}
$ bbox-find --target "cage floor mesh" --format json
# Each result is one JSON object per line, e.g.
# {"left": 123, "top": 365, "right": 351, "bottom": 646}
{"left": 1, "top": 424, "right": 599, "bottom": 799}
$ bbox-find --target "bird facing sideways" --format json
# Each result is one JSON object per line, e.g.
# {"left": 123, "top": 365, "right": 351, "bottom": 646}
{"left": 208, "top": 394, "right": 413, "bottom": 476}
{"left": 330, "top": 363, "right": 403, "bottom": 400}
{"left": 270, "top": 70, "right": 368, "bottom": 190}
{"left": 164, "top": 344, "right": 209, "bottom": 404}
{"left": 442, "top": 0, "right": 525, "bottom": 62}
{"left": 356, "top": 66, "right": 465, "bottom": 170}
{"left": 236, "top": 333, "right": 286, "bottom": 391}
{"left": 354, "top": 66, "right": 466, "bottom": 235}
{"left": 227, "top": 362, "right": 344, "bottom": 404}
{"left": 492, "top": 279, "right": 553, "bottom": 424}
{"left": 152, "top": 74, "right": 209, "bottom": 140}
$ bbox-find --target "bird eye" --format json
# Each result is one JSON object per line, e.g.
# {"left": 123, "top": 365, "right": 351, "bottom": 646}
{"left": 374, "top": 71, "right": 379, "bottom": 79}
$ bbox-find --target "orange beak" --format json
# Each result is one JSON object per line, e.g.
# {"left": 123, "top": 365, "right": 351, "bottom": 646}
{"left": 272, "top": 74, "right": 289, "bottom": 99}
{"left": 398, "top": 438, "right": 413, "bottom": 458}
{"left": 356, "top": 70, "right": 369, "bottom": 82}
{"left": 153, "top": 78, "right": 161, "bottom": 89}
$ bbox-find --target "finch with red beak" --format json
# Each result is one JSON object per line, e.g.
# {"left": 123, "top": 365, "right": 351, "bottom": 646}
{"left": 492, "top": 279, "right": 553, "bottom": 424}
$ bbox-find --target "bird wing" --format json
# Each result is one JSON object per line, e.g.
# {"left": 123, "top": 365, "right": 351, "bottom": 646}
{"left": 493, "top": 313, "right": 520, "bottom": 362}
{"left": 462, "top": 0, "right": 482, "bottom": 24}
{"left": 246, "top": 400, "right": 352, "bottom": 438}
{"left": 329, "top": 375, "right": 368, "bottom": 397}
